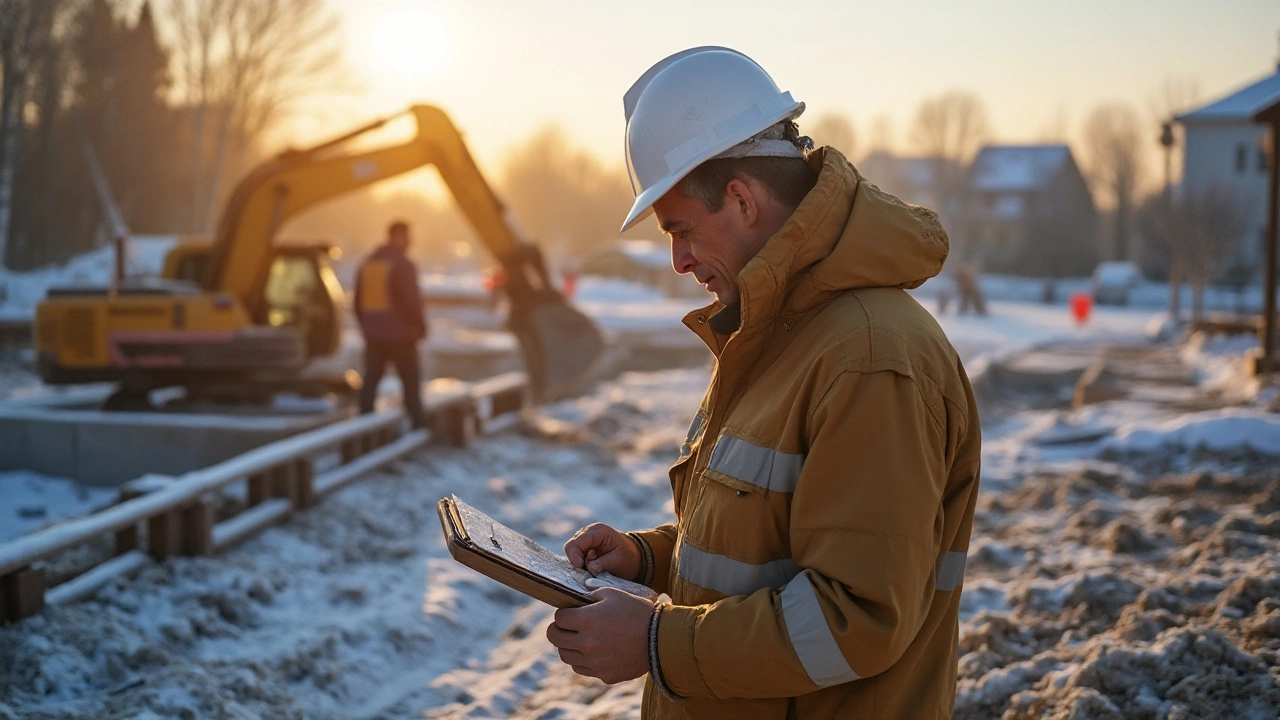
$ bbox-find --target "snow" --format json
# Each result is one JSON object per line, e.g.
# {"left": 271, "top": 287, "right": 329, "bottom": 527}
{"left": 1104, "top": 409, "right": 1280, "bottom": 456}
{"left": 0, "top": 236, "right": 176, "bottom": 322}
{"left": 612, "top": 239, "right": 672, "bottom": 269}
{"left": 574, "top": 276, "right": 706, "bottom": 334}
{"left": 3, "top": 256, "right": 1280, "bottom": 717}
{"left": 1176, "top": 68, "right": 1280, "bottom": 123}
{"left": 0, "top": 471, "right": 117, "bottom": 544}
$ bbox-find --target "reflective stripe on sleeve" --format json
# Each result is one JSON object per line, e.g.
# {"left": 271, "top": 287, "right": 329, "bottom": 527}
{"left": 781, "top": 572, "right": 860, "bottom": 687}
{"left": 705, "top": 435, "right": 804, "bottom": 493}
{"left": 677, "top": 539, "right": 801, "bottom": 597}
{"left": 935, "top": 551, "right": 967, "bottom": 592}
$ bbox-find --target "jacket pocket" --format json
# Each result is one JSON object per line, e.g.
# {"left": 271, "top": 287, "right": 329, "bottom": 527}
{"left": 701, "top": 431, "right": 805, "bottom": 497}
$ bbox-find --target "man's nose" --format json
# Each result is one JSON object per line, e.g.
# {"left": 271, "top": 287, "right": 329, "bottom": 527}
{"left": 671, "top": 238, "right": 695, "bottom": 275}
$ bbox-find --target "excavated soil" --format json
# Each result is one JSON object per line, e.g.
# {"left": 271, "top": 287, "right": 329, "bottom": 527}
{"left": 956, "top": 466, "right": 1280, "bottom": 719}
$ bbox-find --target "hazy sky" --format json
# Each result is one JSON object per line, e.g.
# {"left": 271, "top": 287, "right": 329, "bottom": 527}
{"left": 302, "top": 0, "right": 1277, "bottom": 196}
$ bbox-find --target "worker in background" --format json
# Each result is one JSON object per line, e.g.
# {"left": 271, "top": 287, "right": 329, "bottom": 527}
{"left": 545, "top": 47, "right": 982, "bottom": 719}
{"left": 955, "top": 260, "right": 988, "bottom": 316}
{"left": 354, "top": 220, "right": 427, "bottom": 428}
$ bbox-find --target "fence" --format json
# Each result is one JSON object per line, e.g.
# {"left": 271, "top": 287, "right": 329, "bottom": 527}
{"left": 0, "top": 371, "right": 530, "bottom": 623}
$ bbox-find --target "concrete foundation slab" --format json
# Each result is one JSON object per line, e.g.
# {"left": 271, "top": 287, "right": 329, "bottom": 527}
{"left": 0, "top": 396, "right": 352, "bottom": 486}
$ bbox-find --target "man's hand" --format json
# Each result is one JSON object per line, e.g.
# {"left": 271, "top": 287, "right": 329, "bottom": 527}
{"left": 546, "top": 587, "right": 652, "bottom": 684}
{"left": 564, "top": 523, "right": 641, "bottom": 580}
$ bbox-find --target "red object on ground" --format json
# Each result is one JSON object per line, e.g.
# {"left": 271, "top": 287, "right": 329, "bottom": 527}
{"left": 1070, "top": 292, "right": 1092, "bottom": 326}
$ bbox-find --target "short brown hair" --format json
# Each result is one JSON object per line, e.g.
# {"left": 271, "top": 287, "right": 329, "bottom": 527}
{"left": 388, "top": 220, "right": 410, "bottom": 236}
{"left": 674, "top": 156, "right": 818, "bottom": 213}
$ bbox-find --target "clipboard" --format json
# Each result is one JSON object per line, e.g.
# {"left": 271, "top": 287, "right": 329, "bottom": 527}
{"left": 437, "top": 494, "right": 654, "bottom": 609}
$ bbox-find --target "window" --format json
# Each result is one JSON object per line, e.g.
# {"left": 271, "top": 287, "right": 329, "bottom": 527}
{"left": 1236, "top": 144, "right": 1247, "bottom": 173}
{"left": 264, "top": 255, "right": 320, "bottom": 328}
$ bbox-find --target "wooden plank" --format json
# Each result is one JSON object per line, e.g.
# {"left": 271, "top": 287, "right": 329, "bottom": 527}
{"left": 270, "top": 464, "right": 298, "bottom": 506}
{"left": 447, "top": 404, "right": 477, "bottom": 448}
{"left": 115, "top": 486, "right": 143, "bottom": 556}
{"left": 114, "top": 524, "right": 139, "bottom": 556}
{"left": 47, "top": 551, "right": 149, "bottom": 607}
{"left": 0, "top": 409, "right": 404, "bottom": 577}
{"left": 180, "top": 500, "right": 214, "bottom": 556}
{"left": 1, "top": 565, "right": 46, "bottom": 623}
{"left": 295, "top": 459, "right": 315, "bottom": 509}
{"left": 147, "top": 512, "right": 178, "bottom": 561}
{"left": 247, "top": 473, "right": 268, "bottom": 507}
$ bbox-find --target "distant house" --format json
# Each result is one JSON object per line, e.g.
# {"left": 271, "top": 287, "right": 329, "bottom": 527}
{"left": 966, "top": 145, "right": 1098, "bottom": 276}
{"left": 1174, "top": 65, "right": 1278, "bottom": 273}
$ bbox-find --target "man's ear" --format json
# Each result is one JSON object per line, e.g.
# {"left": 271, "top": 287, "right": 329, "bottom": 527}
{"left": 724, "top": 178, "right": 759, "bottom": 227}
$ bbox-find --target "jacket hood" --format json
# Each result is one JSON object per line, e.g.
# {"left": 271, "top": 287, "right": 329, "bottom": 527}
{"left": 734, "top": 148, "right": 949, "bottom": 329}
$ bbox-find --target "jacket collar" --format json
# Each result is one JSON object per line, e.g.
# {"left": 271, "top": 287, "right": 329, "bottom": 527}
{"left": 681, "top": 148, "right": 949, "bottom": 349}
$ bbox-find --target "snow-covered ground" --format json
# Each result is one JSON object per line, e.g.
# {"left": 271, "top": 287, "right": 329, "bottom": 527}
{"left": 3, "top": 256, "right": 1280, "bottom": 717}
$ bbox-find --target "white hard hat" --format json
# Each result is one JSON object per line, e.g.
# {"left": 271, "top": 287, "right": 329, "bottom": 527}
{"left": 620, "top": 47, "right": 805, "bottom": 232}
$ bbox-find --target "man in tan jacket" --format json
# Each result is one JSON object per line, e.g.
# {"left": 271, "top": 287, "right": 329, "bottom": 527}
{"left": 546, "top": 47, "right": 982, "bottom": 719}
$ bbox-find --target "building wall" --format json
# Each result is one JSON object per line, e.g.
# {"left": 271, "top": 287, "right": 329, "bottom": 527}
{"left": 1182, "top": 123, "right": 1270, "bottom": 265}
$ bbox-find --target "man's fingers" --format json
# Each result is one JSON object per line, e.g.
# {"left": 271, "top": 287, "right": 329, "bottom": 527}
{"left": 552, "top": 606, "right": 590, "bottom": 633}
{"left": 557, "top": 647, "right": 587, "bottom": 666}
{"left": 565, "top": 524, "right": 618, "bottom": 570}
{"left": 565, "top": 543, "right": 584, "bottom": 569}
{"left": 546, "top": 621, "right": 581, "bottom": 650}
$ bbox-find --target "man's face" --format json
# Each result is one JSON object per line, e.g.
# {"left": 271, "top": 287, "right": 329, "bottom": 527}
{"left": 389, "top": 227, "right": 410, "bottom": 252}
{"left": 652, "top": 187, "right": 761, "bottom": 306}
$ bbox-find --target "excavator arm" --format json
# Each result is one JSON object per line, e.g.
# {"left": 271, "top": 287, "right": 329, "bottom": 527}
{"left": 204, "top": 105, "right": 603, "bottom": 400}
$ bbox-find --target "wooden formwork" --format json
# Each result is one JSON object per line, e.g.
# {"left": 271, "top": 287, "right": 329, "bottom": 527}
{"left": 0, "top": 372, "right": 532, "bottom": 623}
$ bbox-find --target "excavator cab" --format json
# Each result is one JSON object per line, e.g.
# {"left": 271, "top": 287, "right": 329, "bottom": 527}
{"left": 165, "top": 241, "right": 345, "bottom": 360}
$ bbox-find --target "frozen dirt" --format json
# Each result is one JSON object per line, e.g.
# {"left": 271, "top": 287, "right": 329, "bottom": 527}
{"left": 3, "top": 298, "right": 1279, "bottom": 718}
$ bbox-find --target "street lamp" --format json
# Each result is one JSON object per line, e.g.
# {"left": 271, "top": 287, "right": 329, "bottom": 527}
{"left": 1159, "top": 121, "right": 1180, "bottom": 321}
{"left": 1159, "top": 122, "right": 1175, "bottom": 202}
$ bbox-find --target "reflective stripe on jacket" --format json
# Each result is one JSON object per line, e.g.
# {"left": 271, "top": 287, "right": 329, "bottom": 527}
{"left": 634, "top": 148, "right": 982, "bottom": 719}
{"left": 355, "top": 245, "right": 427, "bottom": 342}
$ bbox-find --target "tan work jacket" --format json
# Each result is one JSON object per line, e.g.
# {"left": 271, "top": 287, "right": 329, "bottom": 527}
{"left": 635, "top": 148, "right": 982, "bottom": 719}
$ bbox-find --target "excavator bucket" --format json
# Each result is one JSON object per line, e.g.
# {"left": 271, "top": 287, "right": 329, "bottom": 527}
{"left": 507, "top": 292, "right": 605, "bottom": 402}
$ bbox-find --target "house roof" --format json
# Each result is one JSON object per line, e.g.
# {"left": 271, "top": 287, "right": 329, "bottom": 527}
{"left": 970, "top": 145, "right": 1072, "bottom": 193}
{"left": 1176, "top": 67, "right": 1280, "bottom": 124}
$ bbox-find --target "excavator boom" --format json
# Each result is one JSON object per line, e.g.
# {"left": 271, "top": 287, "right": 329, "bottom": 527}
{"left": 204, "top": 105, "right": 603, "bottom": 400}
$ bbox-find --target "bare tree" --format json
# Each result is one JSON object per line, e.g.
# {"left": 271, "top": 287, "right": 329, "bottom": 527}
{"left": 910, "top": 92, "right": 990, "bottom": 166}
{"left": 165, "top": 0, "right": 342, "bottom": 231}
{"left": 1082, "top": 103, "right": 1146, "bottom": 262}
{"left": 500, "top": 124, "right": 632, "bottom": 262}
{"left": 807, "top": 112, "right": 856, "bottom": 159}
{"left": 0, "top": 0, "right": 58, "bottom": 269}
{"left": 1182, "top": 184, "right": 1251, "bottom": 320}
{"left": 866, "top": 114, "right": 895, "bottom": 155}
{"left": 1141, "top": 183, "right": 1251, "bottom": 321}
{"left": 910, "top": 92, "right": 990, "bottom": 255}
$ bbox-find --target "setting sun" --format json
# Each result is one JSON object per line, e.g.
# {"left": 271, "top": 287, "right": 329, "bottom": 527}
{"left": 366, "top": 2, "right": 449, "bottom": 77}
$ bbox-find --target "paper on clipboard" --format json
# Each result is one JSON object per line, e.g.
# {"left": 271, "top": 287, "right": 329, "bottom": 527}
{"left": 437, "top": 494, "right": 655, "bottom": 608}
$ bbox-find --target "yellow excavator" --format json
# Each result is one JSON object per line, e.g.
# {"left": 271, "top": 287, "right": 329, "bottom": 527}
{"left": 34, "top": 105, "right": 604, "bottom": 408}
